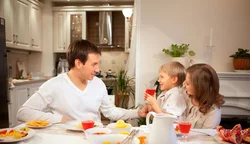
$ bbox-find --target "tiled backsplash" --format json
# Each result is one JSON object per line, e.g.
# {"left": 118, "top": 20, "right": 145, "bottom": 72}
{"left": 100, "top": 51, "right": 129, "bottom": 75}
{"left": 7, "top": 52, "right": 29, "bottom": 78}
{"left": 54, "top": 51, "right": 128, "bottom": 76}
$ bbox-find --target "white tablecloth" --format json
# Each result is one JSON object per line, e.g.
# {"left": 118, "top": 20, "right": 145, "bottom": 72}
{"left": 15, "top": 124, "right": 225, "bottom": 144}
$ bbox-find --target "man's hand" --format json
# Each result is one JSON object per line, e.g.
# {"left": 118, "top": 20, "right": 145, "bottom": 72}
{"left": 137, "top": 105, "right": 149, "bottom": 118}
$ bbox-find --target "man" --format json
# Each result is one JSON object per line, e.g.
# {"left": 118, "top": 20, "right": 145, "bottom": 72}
{"left": 17, "top": 40, "right": 148, "bottom": 124}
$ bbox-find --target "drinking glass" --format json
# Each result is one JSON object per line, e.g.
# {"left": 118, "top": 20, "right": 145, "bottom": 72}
{"left": 178, "top": 121, "right": 192, "bottom": 141}
{"left": 81, "top": 120, "right": 95, "bottom": 130}
{"left": 145, "top": 84, "right": 156, "bottom": 97}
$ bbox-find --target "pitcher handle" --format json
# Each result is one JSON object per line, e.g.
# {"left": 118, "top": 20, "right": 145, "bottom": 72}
{"left": 146, "top": 111, "right": 156, "bottom": 127}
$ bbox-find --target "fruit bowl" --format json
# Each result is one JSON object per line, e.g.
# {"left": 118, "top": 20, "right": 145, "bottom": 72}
{"left": 106, "top": 122, "right": 132, "bottom": 134}
{"left": 85, "top": 127, "right": 112, "bottom": 143}
{"left": 89, "top": 134, "right": 139, "bottom": 144}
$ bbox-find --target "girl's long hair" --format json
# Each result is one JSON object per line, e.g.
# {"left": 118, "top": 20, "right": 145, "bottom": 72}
{"left": 186, "top": 64, "right": 225, "bottom": 114}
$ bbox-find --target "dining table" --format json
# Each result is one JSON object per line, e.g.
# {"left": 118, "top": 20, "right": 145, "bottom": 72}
{"left": 14, "top": 123, "right": 228, "bottom": 144}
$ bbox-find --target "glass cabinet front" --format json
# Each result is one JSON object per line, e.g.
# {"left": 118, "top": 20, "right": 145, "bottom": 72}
{"left": 70, "top": 14, "right": 82, "bottom": 43}
{"left": 66, "top": 12, "right": 86, "bottom": 46}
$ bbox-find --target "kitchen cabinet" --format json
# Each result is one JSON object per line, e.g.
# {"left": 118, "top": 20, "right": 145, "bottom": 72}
{"left": 66, "top": 12, "right": 86, "bottom": 48}
{"left": 53, "top": 12, "right": 67, "bottom": 52}
{"left": 8, "top": 81, "right": 43, "bottom": 127}
{"left": 15, "top": 0, "right": 31, "bottom": 50}
{"left": 30, "top": 3, "right": 42, "bottom": 51}
{"left": 124, "top": 17, "right": 133, "bottom": 53}
{"left": 1, "top": 0, "right": 43, "bottom": 51}
{"left": 53, "top": 11, "right": 86, "bottom": 52}
{"left": 2, "top": 0, "right": 16, "bottom": 48}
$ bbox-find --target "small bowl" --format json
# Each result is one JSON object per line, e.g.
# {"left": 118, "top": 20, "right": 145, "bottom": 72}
{"left": 85, "top": 127, "right": 112, "bottom": 143}
{"left": 91, "top": 134, "right": 139, "bottom": 144}
{"left": 106, "top": 123, "right": 132, "bottom": 134}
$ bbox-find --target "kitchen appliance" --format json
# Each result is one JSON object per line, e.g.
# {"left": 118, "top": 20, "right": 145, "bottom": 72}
{"left": 0, "top": 17, "right": 9, "bottom": 128}
{"left": 96, "top": 11, "right": 116, "bottom": 48}
{"left": 57, "top": 58, "right": 69, "bottom": 75}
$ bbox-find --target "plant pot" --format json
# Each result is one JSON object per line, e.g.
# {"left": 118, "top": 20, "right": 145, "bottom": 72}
{"left": 115, "top": 94, "right": 130, "bottom": 109}
{"left": 233, "top": 58, "right": 250, "bottom": 70}
{"left": 172, "top": 57, "right": 190, "bottom": 68}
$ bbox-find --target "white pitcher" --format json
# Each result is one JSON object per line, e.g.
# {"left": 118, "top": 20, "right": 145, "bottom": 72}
{"left": 146, "top": 112, "right": 177, "bottom": 144}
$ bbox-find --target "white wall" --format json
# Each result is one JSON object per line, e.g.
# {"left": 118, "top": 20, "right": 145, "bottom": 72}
{"left": 135, "top": 0, "right": 250, "bottom": 105}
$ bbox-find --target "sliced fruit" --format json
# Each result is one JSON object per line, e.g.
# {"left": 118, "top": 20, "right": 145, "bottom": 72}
{"left": 228, "top": 124, "right": 242, "bottom": 144}
{"left": 0, "top": 130, "right": 7, "bottom": 135}
{"left": 242, "top": 128, "right": 250, "bottom": 143}
{"left": 228, "top": 130, "right": 242, "bottom": 144}
{"left": 175, "top": 125, "right": 180, "bottom": 132}
{"left": 219, "top": 129, "right": 231, "bottom": 141}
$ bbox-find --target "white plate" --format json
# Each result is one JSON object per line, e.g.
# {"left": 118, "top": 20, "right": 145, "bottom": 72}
{"left": 0, "top": 128, "right": 36, "bottom": 143}
{"left": 212, "top": 134, "right": 232, "bottom": 144}
{"left": 61, "top": 121, "right": 103, "bottom": 132}
{"left": 26, "top": 123, "right": 52, "bottom": 129}
{"left": 61, "top": 121, "right": 83, "bottom": 131}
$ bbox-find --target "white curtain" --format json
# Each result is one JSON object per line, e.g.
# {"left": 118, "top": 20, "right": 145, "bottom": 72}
{"left": 125, "top": 0, "right": 137, "bottom": 78}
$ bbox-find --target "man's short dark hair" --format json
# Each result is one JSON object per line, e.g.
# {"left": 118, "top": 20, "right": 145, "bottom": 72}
{"left": 66, "top": 39, "right": 101, "bottom": 69}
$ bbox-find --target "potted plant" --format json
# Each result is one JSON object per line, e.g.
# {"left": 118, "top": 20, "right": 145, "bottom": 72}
{"left": 230, "top": 48, "right": 250, "bottom": 70}
{"left": 162, "top": 44, "right": 195, "bottom": 68}
{"left": 162, "top": 44, "right": 195, "bottom": 57}
{"left": 111, "top": 70, "right": 135, "bottom": 109}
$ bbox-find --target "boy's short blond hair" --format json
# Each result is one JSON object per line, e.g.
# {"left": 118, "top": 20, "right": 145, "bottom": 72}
{"left": 159, "top": 61, "right": 186, "bottom": 87}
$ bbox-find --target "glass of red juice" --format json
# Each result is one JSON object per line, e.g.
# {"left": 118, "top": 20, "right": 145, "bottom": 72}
{"left": 81, "top": 120, "right": 95, "bottom": 130}
{"left": 145, "top": 88, "right": 156, "bottom": 97}
{"left": 178, "top": 121, "right": 192, "bottom": 141}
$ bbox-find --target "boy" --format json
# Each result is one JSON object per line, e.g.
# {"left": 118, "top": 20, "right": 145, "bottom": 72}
{"left": 145, "top": 61, "right": 187, "bottom": 117}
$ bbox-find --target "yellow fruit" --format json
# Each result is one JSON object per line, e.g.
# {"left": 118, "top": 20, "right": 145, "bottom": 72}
{"left": 116, "top": 120, "right": 125, "bottom": 125}
{"left": 115, "top": 120, "right": 127, "bottom": 128}
{"left": 120, "top": 131, "right": 130, "bottom": 135}
{"left": 75, "top": 123, "right": 82, "bottom": 129}
{"left": 103, "top": 142, "right": 110, "bottom": 144}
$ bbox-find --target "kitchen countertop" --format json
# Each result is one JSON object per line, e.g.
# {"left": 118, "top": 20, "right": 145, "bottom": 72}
{"left": 11, "top": 76, "right": 53, "bottom": 87}
{"left": 10, "top": 76, "right": 116, "bottom": 87}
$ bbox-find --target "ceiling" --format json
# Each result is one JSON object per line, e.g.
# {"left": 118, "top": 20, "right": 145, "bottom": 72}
{"left": 51, "top": 0, "right": 133, "bottom": 2}
{"left": 51, "top": 0, "right": 134, "bottom": 6}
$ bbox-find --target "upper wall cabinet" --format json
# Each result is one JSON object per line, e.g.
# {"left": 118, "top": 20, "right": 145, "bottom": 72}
{"left": 53, "top": 12, "right": 67, "bottom": 52}
{"left": 53, "top": 12, "right": 86, "bottom": 52}
{"left": 67, "top": 12, "right": 86, "bottom": 49}
{"left": 30, "top": 3, "right": 42, "bottom": 51}
{"left": 1, "top": 0, "right": 43, "bottom": 52}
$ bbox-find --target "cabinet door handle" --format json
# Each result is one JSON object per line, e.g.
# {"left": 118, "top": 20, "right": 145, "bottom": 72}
{"left": 31, "top": 39, "right": 34, "bottom": 46}
{"left": 16, "top": 35, "right": 18, "bottom": 44}
{"left": 7, "top": 88, "right": 11, "bottom": 104}
{"left": 13, "top": 34, "right": 16, "bottom": 43}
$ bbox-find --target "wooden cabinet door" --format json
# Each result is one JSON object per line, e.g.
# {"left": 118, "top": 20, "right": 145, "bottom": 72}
{"left": 8, "top": 89, "right": 17, "bottom": 127}
{"left": 2, "top": 0, "right": 15, "bottom": 48}
{"left": 16, "top": 87, "right": 29, "bottom": 111}
{"left": 30, "top": 3, "right": 42, "bottom": 51}
{"left": 53, "top": 12, "right": 67, "bottom": 52}
{"left": 28, "top": 85, "right": 40, "bottom": 98}
{"left": 66, "top": 12, "right": 86, "bottom": 49}
{"left": 15, "top": 0, "right": 31, "bottom": 50}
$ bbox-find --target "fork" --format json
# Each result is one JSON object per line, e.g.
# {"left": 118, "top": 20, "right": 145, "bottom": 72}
{"left": 120, "top": 129, "right": 139, "bottom": 144}
{"left": 127, "top": 129, "right": 139, "bottom": 144}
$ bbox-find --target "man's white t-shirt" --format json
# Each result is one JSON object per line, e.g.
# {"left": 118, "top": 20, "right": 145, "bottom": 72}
{"left": 17, "top": 73, "right": 139, "bottom": 124}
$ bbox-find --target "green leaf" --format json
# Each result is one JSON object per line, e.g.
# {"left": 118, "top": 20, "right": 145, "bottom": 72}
{"left": 162, "top": 43, "right": 195, "bottom": 57}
